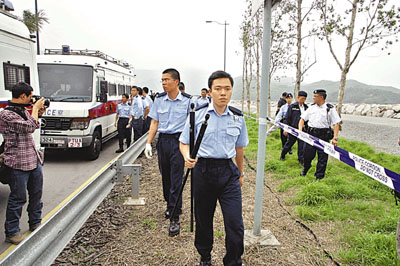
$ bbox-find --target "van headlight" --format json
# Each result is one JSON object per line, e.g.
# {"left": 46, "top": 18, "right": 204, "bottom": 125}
{"left": 70, "top": 117, "right": 90, "bottom": 130}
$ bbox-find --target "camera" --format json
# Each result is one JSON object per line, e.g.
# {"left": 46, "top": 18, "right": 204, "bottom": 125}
{"left": 31, "top": 95, "right": 50, "bottom": 108}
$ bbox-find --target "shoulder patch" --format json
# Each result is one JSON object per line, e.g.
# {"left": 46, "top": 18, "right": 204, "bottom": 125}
{"left": 181, "top": 92, "right": 192, "bottom": 99}
{"left": 156, "top": 92, "right": 167, "bottom": 98}
{"left": 195, "top": 103, "right": 209, "bottom": 111}
{"left": 228, "top": 106, "right": 243, "bottom": 116}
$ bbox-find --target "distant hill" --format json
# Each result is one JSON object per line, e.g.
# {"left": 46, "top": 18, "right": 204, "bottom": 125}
{"left": 232, "top": 78, "right": 400, "bottom": 104}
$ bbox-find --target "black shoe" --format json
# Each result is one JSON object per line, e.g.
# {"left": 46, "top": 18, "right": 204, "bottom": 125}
{"left": 165, "top": 209, "right": 171, "bottom": 219}
{"left": 315, "top": 176, "right": 324, "bottom": 181}
{"left": 279, "top": 156, "right": 285, "bottom": 161}
{"left": 199, "top": 260, "right": 212, "bottom": 266}
{"left": 126, "top": 142, "right": 131, "bottom": 148}
{"left": 169, "top": 218, "right": 180, "bottom": 237}
{"left": 289, "top": 150, "right": 293, "bottom": 155}
{"left": 115, "top": 148, "right": 124, "bottom": 153}
{"left": 300, "top": 167, "right": 310, "bottom": 176}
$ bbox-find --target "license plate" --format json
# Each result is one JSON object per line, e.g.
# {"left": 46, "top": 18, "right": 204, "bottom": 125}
{"left": 42, "top": 137, "right": 54, "bottom": 144}
{"left": 68, "top": 137, "right": 82, "bottom": 148}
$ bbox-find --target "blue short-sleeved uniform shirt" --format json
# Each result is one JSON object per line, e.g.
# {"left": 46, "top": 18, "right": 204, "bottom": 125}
{"left": 130, "top": 95, "right": 143, "bottom": 118}
{"left": 148, "top": 91, "right": 192, "bottom": 134}
{"left": 196, "top": 97, "right": 209, "bottom": 109}
{"left": 179, "top": 102, "right": 249, "bottom": 159}
{"left": 116, "top": 103, "right": 131, "bottom": 118}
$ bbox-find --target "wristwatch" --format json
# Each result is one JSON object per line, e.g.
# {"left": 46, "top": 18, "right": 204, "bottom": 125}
{"left": 333, "top": 137, "right": 338, "bottom": 141}
{"left": 241, "top": 172, "right": 245, "bottom": 177}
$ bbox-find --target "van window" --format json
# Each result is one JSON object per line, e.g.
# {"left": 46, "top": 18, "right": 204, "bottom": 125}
{"left": 118, "top": 84, "right": 125, "bottom": 95}
{"left": 3, "top": 63, "right": 31, "bottom": 90}
{"left": 38, "top": 64, "right": 93, "bottom": 102}
{"left": 108, "top": 83, "right": 117, "bottom": 96}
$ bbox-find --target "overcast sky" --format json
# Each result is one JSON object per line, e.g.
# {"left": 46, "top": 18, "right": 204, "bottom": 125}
{"left": 11, "top": 0, "right": 400, "bottom": 94}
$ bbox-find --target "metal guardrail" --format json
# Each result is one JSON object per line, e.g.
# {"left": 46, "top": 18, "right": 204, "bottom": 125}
{"left": 0, "top": 132, "right": 148, "bottom": 266}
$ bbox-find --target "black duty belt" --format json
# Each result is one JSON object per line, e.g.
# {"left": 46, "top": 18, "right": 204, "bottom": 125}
{"left": 159, "top": 132, "right": 181, "bottom": 138}
{"left": 198, "top": 158, "right": 231, "bottom": 166}
{"left": 307, "top": 127, "right": 330, "bottom": 135}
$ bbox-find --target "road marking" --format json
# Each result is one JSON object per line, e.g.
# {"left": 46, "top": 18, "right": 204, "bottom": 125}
{"left": 0, "top": 152, "right": 123, "bottom": 260}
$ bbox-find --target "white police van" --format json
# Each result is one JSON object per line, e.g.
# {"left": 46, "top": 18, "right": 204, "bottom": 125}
{"left": 0, "top": 0, "right": 41, "bottom": 149}
{"left": 37, "top": 47, "right": 135, "bottom": 160}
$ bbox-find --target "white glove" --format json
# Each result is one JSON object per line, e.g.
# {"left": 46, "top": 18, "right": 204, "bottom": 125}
{"left": 144, "top": 143, "right": 152, "bottom": 159}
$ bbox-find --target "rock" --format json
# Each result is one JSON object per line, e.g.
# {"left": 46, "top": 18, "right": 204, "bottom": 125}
{"left": 394, "top": 113, "right": 400, "bottom": 119}
{"left": 354, "top": 104, "right": 366, "bottom": 116}
{"left": 346, "top": 104, "right": 356, "bottom": 114}
{"left": 393, "top": 105, "right": 400, "bottom": 113}
{"left": 383, "top": 110, "right": 395, "bottom": 118}
{"left": 361, "top": 105, "right": 371, "bottom": 116}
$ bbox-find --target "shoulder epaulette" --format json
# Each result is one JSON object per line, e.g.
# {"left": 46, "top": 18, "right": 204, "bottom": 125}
{"left": 197, "top": 96, "right": 201, "bottom": 99}
{"left": 326, "top": 103, "right": 334, "bottom": 109}
{"left": 311, "top": 103, "right": 316, "bottom": 106}
{"left": 156, "top": 92, "right": 167, "bottom": 98}
{"left": 195, "top": 103, "right": 209, "bottom": 111}
{"left": 181, "top": 92, "right": 192, "bottom": 99}
{"left": 228, "top": 106, "right": 243, "bottom": 116}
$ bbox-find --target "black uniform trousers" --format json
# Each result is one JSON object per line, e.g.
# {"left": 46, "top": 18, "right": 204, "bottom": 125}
{"left": 279, "top": 128, "right": 287, "bottom": 149}
{"left": 282, "top": 134, "right": 305, "bottom": 163}
{"left": 193, "top": 158, "right": 244, "bottom": 266}
{"left": 131, "top": 117, "right": 143, "bottom": 142}
{"left": 142, "top": 116, "right": 151, "bottom": 134}
{"left": 156, "top": 133, "right": 184, "bottom": 218}
{"left": 303, "top": 128, "right": 330, "bottom": 179}
{"left": 117, "top": 118, "right": 131, "bottom": 148}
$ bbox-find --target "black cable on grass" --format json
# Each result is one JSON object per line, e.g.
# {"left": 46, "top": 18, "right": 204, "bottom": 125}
{"left": 244, "top": 155, "right": 341, "bottom": 266}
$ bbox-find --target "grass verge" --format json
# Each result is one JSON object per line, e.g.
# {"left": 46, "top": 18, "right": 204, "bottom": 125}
{"left": 245, "top": 117, "right": 400, "bottom": 266}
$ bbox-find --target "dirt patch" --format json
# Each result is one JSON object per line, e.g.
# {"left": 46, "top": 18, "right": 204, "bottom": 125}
{"left": 54, "top": 145, "right": 340, "bottom": 266}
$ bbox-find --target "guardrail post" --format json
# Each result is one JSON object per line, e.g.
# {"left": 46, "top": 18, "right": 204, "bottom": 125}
{"left": 121, "top": 164, "right": 145, "bottom": 206}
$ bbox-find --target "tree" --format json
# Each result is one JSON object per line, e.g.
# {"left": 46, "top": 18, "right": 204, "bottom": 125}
{"left": 282, "top": 0, "right": 319, "bottom": 98}
{"left": 318, "top": 0, "right": 400, "bottom": 115}
{"left": 22, "top": 9, "right": 49, "bottom": 34}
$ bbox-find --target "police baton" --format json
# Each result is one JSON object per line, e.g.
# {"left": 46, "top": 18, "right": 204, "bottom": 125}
{"left": 170, "top": 113, "right": 210, "bottom": 221}
{"left": 189, "top": 103, "right": 195, "bottom": 232}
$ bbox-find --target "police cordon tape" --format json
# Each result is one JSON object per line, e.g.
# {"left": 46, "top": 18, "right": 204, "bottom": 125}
{"left": 256, "top": 116, "right": 400, "bottom": 193}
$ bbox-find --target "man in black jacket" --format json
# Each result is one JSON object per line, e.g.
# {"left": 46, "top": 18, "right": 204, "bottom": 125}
{"left": 280, "top": 91, "right": 308, "bottom": 164}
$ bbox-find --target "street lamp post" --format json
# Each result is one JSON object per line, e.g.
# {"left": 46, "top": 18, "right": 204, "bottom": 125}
{"left": 35, "top": 0, "right": 40, "bottom": 55}
{"left": 206, "top": 20, "right": 229, "bottom": 71}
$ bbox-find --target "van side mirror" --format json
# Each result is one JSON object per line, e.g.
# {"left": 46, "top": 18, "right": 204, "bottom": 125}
{"left": 100, "top": 81, "right": 108, "bottom": 94}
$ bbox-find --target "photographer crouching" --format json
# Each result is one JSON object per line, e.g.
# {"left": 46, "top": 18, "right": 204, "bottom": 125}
{"left": 0, "top": 82, "right": 47, "bottom": 244}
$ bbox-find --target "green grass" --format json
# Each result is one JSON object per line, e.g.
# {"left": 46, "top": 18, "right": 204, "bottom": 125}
{"left": 244, "top": 117, "right": 400, "bottom": 265}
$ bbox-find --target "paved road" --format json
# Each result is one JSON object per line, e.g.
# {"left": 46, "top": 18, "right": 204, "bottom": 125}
{"left": 340, "top": 114, "right": 400, "bottom": 156}
{"left": 0, "top": 137, "right": 120, "bottom": 255}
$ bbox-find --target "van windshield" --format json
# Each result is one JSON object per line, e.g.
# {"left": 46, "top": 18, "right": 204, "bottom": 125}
{"left": 38, "top": 64, "right": 93, "bottom": 102}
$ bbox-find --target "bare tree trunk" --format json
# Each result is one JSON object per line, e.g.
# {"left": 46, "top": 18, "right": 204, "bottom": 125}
{"left": 241, "top": 49, "right": 246, "bottom": 112}
{"left": 337, "top": 0, "right": 358, "bottom": 115}
{"left": 294, "top": 0, "right": 302, "bottom": 98}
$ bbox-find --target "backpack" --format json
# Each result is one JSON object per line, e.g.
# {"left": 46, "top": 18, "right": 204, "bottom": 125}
{"left": 0, "top": 106, "right": 28, "bottom": 184}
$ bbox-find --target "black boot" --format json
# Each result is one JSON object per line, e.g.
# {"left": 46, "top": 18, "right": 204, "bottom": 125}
{"left": 115, "top": 147, "right": 124, "bottom": 153}
{"left": 300, "top": 166, "right": 310, "bottom": 176}
{"left": 198, "top": 259, "right": 212, "bottom": 266}
{"left": 169, "top": 218, "right": 180, "bottom": 237}
{"left": 279, "top": 151, "right": 285, "bottom": 161}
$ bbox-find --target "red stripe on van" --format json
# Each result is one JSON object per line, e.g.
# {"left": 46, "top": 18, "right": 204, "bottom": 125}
{"left": 88, "top": 100, "right": 122, "bottom": 119}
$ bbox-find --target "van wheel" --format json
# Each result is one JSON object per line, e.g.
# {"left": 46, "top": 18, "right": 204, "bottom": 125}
{"left": 86, "top": 130, "right": 102, "bottom": 160}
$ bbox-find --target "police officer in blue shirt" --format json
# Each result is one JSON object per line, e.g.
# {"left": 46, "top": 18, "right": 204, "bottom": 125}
{"left": 114, "top": 93, "right": 131, "bottom": 153}
{"left": 144, "top": 68, "right": 192, "bottom": 237}
{"left": 142, "top": 86, "right": 153, "bottom": 133}
{"left": 196, "top": 88, "right": 211, "bottom": 108}
{"left": 129, "top": 86, "right": 144, "bottom": 142}
{"left": 180, "top": 71, "right": 248, "bottom": 266}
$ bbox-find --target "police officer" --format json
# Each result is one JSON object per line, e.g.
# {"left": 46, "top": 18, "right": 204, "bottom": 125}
{"left": 276, "top": 92, "right": 287, "bottom": 115}
{"left": 180, "top": 71, "right": 248, "bottom": 266}
{"left": 267, "top": 93, "right": 293, "bottom": 152}
{"left": 299, "top": 89, "right": 341, "bottom": 180}
{"left": 280, "top": 91, "right": 308, "bottom": 164}
{"left": 196, "top": 88, "right": 211, "bottom": 108}
{"left": 144, "top": 68, "right": 192, "bottom": 237}
{"left": 129, "top": 86, "right": 144, "bottom": 142}
{"left": 142, "top": 86, "right": 153, "bottom": 133}
{"left": 114, "top": 93, "right": 131, "bottom": 153}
